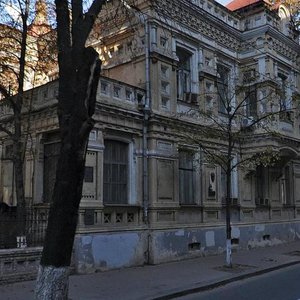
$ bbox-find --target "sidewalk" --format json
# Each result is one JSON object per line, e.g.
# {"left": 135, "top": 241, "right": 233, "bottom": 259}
{"left": 1, "top": 241, "right": 300, "bottom": 300}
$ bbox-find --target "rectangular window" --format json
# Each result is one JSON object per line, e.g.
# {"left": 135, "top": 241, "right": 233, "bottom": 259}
{"left": 179, "top": 151, "right": 195, "bottom": 204}
{"left": 281, "top": 165, "right": 292, "bottom": 205}
{"left": 176, "top": 47, "right": 192, "bottom": 100}
{"left": 278, "top": 73, "right": 287, "bottom": 110}
{"left": 101, "top": 81, "right": 108, "bottom": 94}
{"left": 245, "top": 86, "right": 257, "bottom": 117}
{"left": 84, "top": 166, "right": 94, "bottom": 183}
{"left": 255, "top": 165, "right": 269, "bottom": 206}
{"left": 217, "top": 64, "right": 230, "bottom": 114}
{"left": 125, "top": 89, "right": 133, "bottom": 101}
{"left": 113, "top": 86, "right": 121, "bottom": 98}
{"left": 103, "top": 140, "right": 128, "bottom": 204}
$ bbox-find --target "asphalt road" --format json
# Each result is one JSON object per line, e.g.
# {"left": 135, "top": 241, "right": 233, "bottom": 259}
{"left": 177, "top": 264, "right": 300, "bottom": 300}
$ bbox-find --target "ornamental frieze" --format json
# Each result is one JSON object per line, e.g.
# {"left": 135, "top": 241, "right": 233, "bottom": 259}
{"left": 154, "top": 0, "right": 240, "bottom": 51}
{"left": 272, "top": 40, "right": 298, "bottom": 62}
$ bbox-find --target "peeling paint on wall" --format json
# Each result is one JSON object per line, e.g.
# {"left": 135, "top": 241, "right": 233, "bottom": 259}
{"left": 255, "top": 224, "right": 265, "bottom": 232}
{"left": 73, "top": 221, "right": 300, "bottom": 273}
{"left": 74, "top": 232, "right": 147, "bottom": 273}
{"left": 232, "top": 227, "right": 240, "bottom": 238}
{"left": 205, "top": 231, "right": 215, "bottom": 247}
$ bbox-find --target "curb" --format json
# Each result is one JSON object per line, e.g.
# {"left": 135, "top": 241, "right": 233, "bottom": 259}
{"left": 153, "top": 260, "right": 300, "bottom": 300}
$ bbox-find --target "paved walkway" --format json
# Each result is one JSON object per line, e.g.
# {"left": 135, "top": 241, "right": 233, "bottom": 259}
{"left": 1, "top": 241, "right": 300, "bottom": 300}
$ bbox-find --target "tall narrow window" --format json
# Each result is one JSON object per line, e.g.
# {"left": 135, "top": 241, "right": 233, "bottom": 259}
{"left": 281, "top": 165, "right": 292, "bottom": 205}
{"left": 217, "top": 64, "right": 230, "bottom": 114}
{"left": 245, "top": 86, "right": 257, "bottom": 118}
{"left": 176, "top": 47, "right": 192, "bottom": 100}
{"left": 255, "top": 165, "right": 269, "bottom": 205}
{"left": 103, "top": 140, "right": 128, "bottom": 204}
{"left": 278, "top": 73, "right": 287, "bottom": 111}
{"left": 179, "top": 151, "right": 195, "bottom": 204}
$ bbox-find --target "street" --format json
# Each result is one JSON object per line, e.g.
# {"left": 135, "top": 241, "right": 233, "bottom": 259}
{"left": 178, "top": 264, "right": 300, "bottom": 300}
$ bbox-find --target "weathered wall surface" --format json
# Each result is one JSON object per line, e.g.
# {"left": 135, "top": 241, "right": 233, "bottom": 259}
{"left": 73, "top": 231, "right": 148, "bottom": 273}
{"left": 72, "top": 221, "right": 300, "bottom": 272}
{"left": 149, "top": 221, "right": 300, "bottom": 264}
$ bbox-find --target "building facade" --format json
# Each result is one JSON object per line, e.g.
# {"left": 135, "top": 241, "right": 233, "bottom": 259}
{"left": 1, "top": 0, "right": 300, "bottom": 273}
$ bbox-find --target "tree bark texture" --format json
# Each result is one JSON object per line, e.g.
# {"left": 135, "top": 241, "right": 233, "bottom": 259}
{"left": 35, "top": 1, "right": 105, "bottom": 297}
{"left": 36, "top": 47, "right": 100, "bottom": 298}
{"left": 35, "top": 265, "right": 69, "bottom": 300}
{"left": 40, "top": 47, "right": 101, "bottom": 268}
{"left": 14, "top": 1, "right": 29, "bottom": 237}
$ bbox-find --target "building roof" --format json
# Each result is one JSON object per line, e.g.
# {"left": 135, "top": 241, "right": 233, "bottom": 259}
{"left": 226, "top": 0, "right": 272, "bottom": 11}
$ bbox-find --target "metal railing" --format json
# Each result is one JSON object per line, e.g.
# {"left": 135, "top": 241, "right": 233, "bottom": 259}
{"left": 0, "top": 206, "right": 49, "bottom": 249}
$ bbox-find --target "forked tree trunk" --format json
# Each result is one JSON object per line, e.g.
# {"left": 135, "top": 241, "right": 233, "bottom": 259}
{"left": 35, "top": 46, "right": 101, "bottom": 299}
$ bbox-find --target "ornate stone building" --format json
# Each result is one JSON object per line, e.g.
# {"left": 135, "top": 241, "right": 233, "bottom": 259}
{"left": 0, "top": 0, "right": 300, "bottom": 272}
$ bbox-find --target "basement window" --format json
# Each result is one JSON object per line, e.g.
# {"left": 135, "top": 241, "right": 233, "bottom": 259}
{"left": 188, "top": 242, "right": 201, "bottom": 251}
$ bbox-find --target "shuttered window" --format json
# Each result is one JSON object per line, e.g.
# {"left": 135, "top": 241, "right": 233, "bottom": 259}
{"left": 179, "top": 151, "right": 195, "bottom": 204}
{"left": 103, "top": 140, "right": 128, "bottom": 204}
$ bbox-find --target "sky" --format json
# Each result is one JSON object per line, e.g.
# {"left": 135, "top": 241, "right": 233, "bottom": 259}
{"left": 216, "top": 0, "right": 232, "bottom": 6}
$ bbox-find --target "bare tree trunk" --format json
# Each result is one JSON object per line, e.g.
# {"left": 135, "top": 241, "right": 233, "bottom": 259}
{"left": 34, "top": 0, "right": 106, "bottom": 296}
{"left": 225, "top": 167, "right": 232, "bottom": 267}
{"left": 14, "top": 0, "right": 29, "bottom": 239}
{"left": 35, "top": 265, "right": 69, "bottom": 299}
{"left": 15, "top": 155, "right": 26, "bottom": 236}
{"left": 225, "top": 123, "right": 233, "bottom": 267}
{"left": 35, "top": 46, "right": 100, "bottom": 299}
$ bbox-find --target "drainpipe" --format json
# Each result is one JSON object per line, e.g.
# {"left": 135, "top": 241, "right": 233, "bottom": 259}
{"left": 142, "top": 17, "right": 151, "bottom": 224}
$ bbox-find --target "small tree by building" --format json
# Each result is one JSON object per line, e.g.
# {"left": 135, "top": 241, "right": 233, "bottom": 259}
{"left": 179, "top": 67, "right": 297, "bottom": 267}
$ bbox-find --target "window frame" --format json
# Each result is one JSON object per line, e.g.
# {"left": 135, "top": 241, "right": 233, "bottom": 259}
{"left": 217, "top": 63, "right": 230, "bottom": 114}
{"left": 178, "top": 150, "right": 196, "bottom": 205}
{"left": 102, "top": 138, "right": 136, "bottom": 206}
{"left": 103, "top": 139, "right": 129, "bottom": 205}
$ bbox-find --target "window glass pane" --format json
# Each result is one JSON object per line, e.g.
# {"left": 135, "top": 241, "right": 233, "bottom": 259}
{"left": 179, "top": 151, "right": 195, "bottom": 204}
{"left": 84, "top": 167, "right": 94, "bottom": 183}
{"left": 217, "top": 64, "right": 230, "bottom": 113}
{"left": 103, "top": 140, "right": 128, "bottom": 205}
{"left": 176, "top": 47, "right": 192, "bottom": 99}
